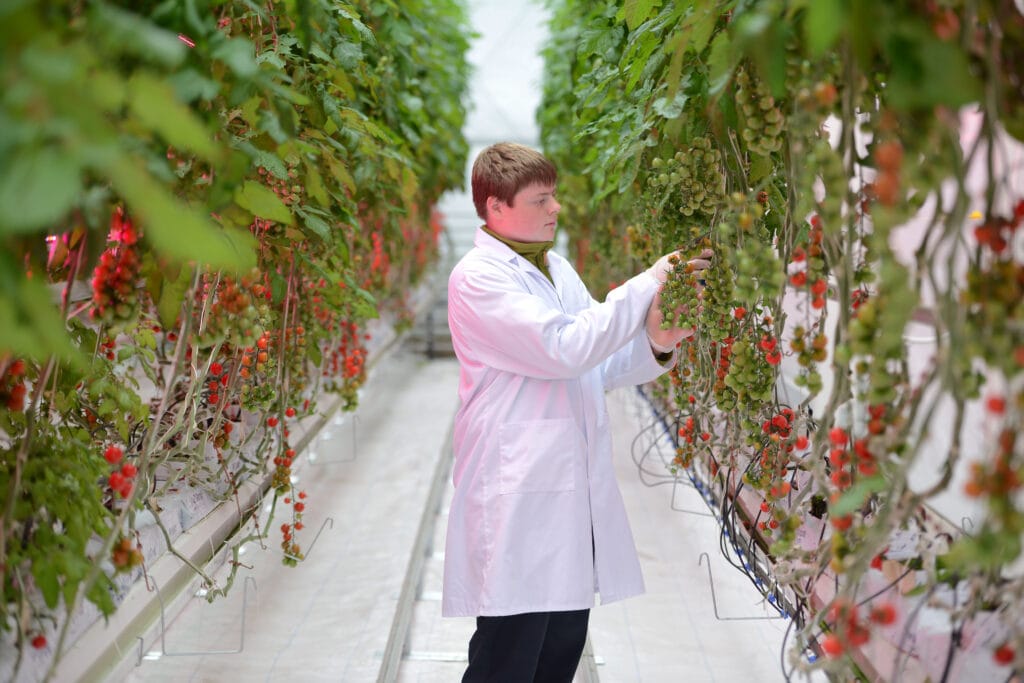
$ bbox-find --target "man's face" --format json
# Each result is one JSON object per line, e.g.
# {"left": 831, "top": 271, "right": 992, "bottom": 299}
{"left": 490, "top": 182, "right": 561, "bottom": 243}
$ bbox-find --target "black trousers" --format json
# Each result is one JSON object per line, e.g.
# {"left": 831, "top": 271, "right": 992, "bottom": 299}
{"left": 462, "top": 609, "right": 590, "bottom": 683}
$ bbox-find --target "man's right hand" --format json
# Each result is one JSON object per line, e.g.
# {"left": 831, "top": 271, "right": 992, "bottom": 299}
{"left": 646, "top": 251, "right": 681, "bottom": 284}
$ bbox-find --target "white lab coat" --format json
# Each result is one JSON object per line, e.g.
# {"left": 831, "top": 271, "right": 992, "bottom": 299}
{"left": 442, "top": 227, "right": 672, "bottom": 617}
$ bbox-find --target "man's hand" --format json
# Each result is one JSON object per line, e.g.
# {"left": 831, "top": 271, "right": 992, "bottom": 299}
{"left": 646, "top": 251, "right": 680, "bottom": 284}
{"left": 646, "top": 289, "right": 693, "bottom": 354}
{"left": 645, "top": 249, "right": 714, "bottom": 354}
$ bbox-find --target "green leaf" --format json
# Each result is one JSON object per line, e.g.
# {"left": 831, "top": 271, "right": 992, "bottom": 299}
{"left": 390, "top": 22, "right": 414, "bottom": 47}
{"left": 0, "top": 267, "right": 81, "bottom": 366}
{"left": 750, "top": 154, "right": 773, "bottom": 183}
{"left": 156, "top": 266, "right": 193, "bottom": 330}
{"left": 98, "top": 397, "right": 115, "bottom": 418}
{"left": 352, "top": 285, "right": 378, "bottom": 319}
{"left": 884, "top": 26, "right": 981, "bottom": 109}
{"left": 340, "top": 108, "right": 395, "bottom": 143}
{"left": 234, "top": 181, "right": 294, "bottom": 225}
{"left": 664, "top": 30, "right": 688, "bottom": 102}
{"left": 0, "top": 0, "right": 32, "bottom": 21}
{"left": 253, "top": 149, "right": 290, "bottom": 180}
{"left": 33, "top": 557, "right": 61, "bottom": 609}
{"left": 0, "top": 148, "right": 81, "bottom": 234}
{"left": 325, "top": 156, "right": 356, "bottom": 194}
{"left": 310, "top": 44, "right": 332, "bottom": 62}
{"left": 128, "top": 73, "right": 220, "bottom": 162}
{"left": 306, "top": 338, "right": 322, "bottom": 366}
{"left": 689, "top": 6, "right": 718, "bottom": 54}
{"left": 945, "top": 530, "right": 1022, "bottom": 571}
{"left": 268, "top": 81, "right": 311, "bottom": 106}
{"left": 622, "top": 0, "right": 657, "bottom": 31}
{"left": 212, "top": 38, "right": 258, "bottom": 79}
{"left": 622, "top": 32, "right": 660, "bottom": 92}
{"left": 616, "top": 142, "right": 643, "bottom": 195}
{"left": 90, "top": 70, "right": 127, "bottom": 112}
{"left": 270, "top": 270, "right": 288, "bottom": 304}
{"left": 804, "top": 0, "right": 844, "bottom": 58}
{"left": 86, "top": 575, "right": 117, "bottom": 617}
{"left": 400, "top": 165, "right": 417, "bottom": 206}
{"left": 337, "top": 6, "right": 376, "bottom": 45}
{"left": 299, "top": 210, "right": 332, "bottom": 241}
{"left": 707, "top": 30, "right": 737, "bottom": 97}
{"left": 652, "top": 89, "right": 689, "bottom": 119}
{"left": 20, "top": 39, "right": 81, "bottom": 85}
{"left": 330, "top": 68, "right": 357, "bottom": 100}
{"left": 104, "top": 157, "right": 256, "bottom": 271}
{"left": 579, "top": 24, "right": 625, "bottom": 61}
{"left": 336, "top": 236, "right": 350, "bottom": 265}
{"left": 831, "top": 475, "right": 887, "bottom": 517}
{"left": 332, "top": 41, "right": 364, "bottom": 71}
{"left": 62, "top": 566, "right": 82, "bottom": 609}
{"left": 303, "top": 162, "right": 329, "bottom": 205}
{"left": 168, "top": 68, "right": 221, "bottom": 102}
{"left": 239, "top": 96, "right": 263, "bottom": 128}
{"left": 91, "top": 3, "right": 187, "bottom": 68}
{"left": 256, "top": 51, "right": 287, "bottom": 69}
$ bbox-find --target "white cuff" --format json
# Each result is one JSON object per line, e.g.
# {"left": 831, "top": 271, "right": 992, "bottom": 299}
{"left": 647, "top": 334, "right": 676, "bottom": 354}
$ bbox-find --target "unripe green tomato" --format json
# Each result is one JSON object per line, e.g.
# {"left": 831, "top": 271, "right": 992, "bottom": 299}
{"left": 806, "top": 372, "right": 823, "bottom": 393}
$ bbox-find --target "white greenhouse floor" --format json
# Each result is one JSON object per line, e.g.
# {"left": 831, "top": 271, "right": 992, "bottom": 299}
{"left": 118, "top": 345, "right": 827, "bottom": 683}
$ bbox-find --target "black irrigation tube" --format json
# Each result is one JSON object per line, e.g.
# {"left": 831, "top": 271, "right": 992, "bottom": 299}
{"left": 631, "top": 384, "right": 1022, "bottom": 683}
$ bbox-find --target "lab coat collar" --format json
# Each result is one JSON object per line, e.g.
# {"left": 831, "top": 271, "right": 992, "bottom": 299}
{"left": 474, "top": 226, "right": 519, "bottom": 263}
{"left": 474, "top": 226, "right": 559, "bottom": 294}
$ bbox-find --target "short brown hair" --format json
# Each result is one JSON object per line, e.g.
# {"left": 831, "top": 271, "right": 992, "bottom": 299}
{"left": 471, "top": 142, "right": 557, "bottom": 220}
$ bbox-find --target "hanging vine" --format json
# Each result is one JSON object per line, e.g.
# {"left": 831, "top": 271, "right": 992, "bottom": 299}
{"left": 0, "top": 0, "right": 470, "bottom": 678}
{"left": 540, "top": 0, "right": 1023, "bottom": 680}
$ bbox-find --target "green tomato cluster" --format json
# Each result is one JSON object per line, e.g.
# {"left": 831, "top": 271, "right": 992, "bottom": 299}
{"left": 720, "top": 220, "right": 784, "bottom": 305}
{"left": 699, "top": 257, "right": 736, "bottom": 343}
{"left": 647, "top": 137, "right": 727, "bottom": 219}
{"left": 658, "top": 256, "right": 703, "bottom": 331}
{"left": 736, "top": 68, "right": 785, "bottom": 157}
{"left": 724, "top": 336, "right": 775, "bottom": 406}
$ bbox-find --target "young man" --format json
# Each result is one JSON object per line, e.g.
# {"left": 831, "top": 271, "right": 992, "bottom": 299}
{"left": 443, "top": 142, "right": 710, "bottom": 682}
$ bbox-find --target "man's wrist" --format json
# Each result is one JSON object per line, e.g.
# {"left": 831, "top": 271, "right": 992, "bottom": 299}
{"left": 647, "top": 333, "right": 676, "bottom": 354}
{"left": 647, "top": 334, "right": 676, "bottom": 363}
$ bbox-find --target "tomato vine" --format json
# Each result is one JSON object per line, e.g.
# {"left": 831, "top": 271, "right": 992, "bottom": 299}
{"left": 0, "top": 0, "right": 469, "bottom": 678}
{"left": 541, "top": 0, "right": 1023, "bottom": 679}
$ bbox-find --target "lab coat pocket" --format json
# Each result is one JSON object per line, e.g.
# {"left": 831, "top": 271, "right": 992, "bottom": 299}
{"left": 498, "top": 418, "right": 581, "bottom": 495}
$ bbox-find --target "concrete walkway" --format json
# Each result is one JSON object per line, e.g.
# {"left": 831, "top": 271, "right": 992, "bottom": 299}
{"left": 391, "top": 381, "right": 826, "bottom": 683}
{"left": 122, "top": 350, "right": 462, "bottom": 682}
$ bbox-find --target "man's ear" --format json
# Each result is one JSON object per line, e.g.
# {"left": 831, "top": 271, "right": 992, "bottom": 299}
{"left": 487, "top": 196, "right": 504, "bottom": 216}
